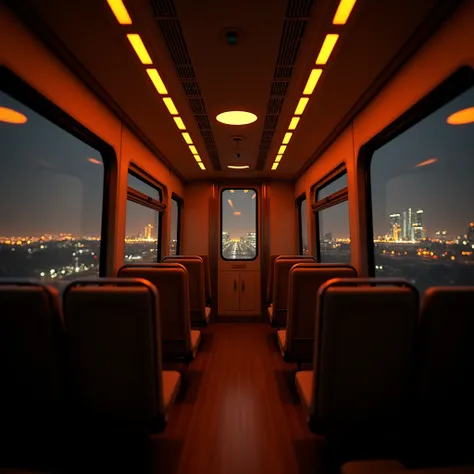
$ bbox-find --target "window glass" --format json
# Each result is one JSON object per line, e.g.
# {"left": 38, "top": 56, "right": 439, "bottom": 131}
{"left": 128, "top": 172, "right": 161, "bottom": 200}
{"left": 169, "top": 198, "right": 179, "bottom": 256}
{"left": 370, "top": 85, "right": 474, "bottom": 294}
{"left": 299, "top": 198, "right": 309, "bottom": 255}
{"left": 0, "top": 91, "right": 103, "bottom": 280}
{"left": 317, "top": 172, "right": 347, "bottom": 200}
{"left": 318, "top": 201, "right": 351, "bottom": 263}
{"left": 221, "top": 189, "right": 257, "bottom": 260}
{"left": 124, "top": 200, "right": 159, "bottom": 263}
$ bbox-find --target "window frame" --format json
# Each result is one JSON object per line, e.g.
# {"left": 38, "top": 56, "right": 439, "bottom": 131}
{"left": 0, "top": 66, "right": 117, "bottom": 277}
{"left": 126, "top": 163, "right": 166, "bottom": 261}
{"left": 296, "top": 193, "right": 307, "bottom": 255}
{"left": 170, "top": 193, "right": 183, "bottom": 255}
{"left": 359, "top": 66, "right": 474, "bottom": 276}
{"left": 220, "top": 187, "right": 258, "bottom": 261}
{"left": 312, "top": 165, "right": 349, "bottom": 262}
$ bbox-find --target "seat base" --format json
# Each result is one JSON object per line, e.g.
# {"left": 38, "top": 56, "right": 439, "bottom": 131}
{"left": 295, "top": 370, "right": 313, "bottom": 420}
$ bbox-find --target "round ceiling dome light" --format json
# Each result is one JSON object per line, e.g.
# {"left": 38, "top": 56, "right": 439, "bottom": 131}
{"left": 227, "top": 164, "right": 250, "bottom": 170}
{"left": 216, "top": 111, "right": 257, "bottom": 125}
{"left": 0, "top": 106, "right": 27, "bottom": 124}
{"left": 447, "top": 107, "right": 474, "bottom": 125}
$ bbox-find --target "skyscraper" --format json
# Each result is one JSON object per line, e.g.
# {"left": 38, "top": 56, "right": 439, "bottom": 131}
{"left": 402, "top": 208, "right": 414, "bottom": 240}
{"left": 389, "top": 213, "right": 401, "bottom": 240}
{"left": 412, "top": 209, "right": 424, "bottom": 240}
{"left": 144, "top": 224, "right": 153, "bottom": 240}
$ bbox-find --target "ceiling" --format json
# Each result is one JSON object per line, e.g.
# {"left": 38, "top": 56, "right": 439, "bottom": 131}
{"left": 8, "top": 0, "right": 457, "bottom": 181}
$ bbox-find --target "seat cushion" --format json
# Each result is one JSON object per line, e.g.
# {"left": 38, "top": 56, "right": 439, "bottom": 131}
{"left": 162, "top": 370, "right": 181, "bottom": 412}
{"left": 267, "top": 304, "right": 273, "bottom": 322}
{"left": 190, "top": 330, "right": 201, "bottom": 357}
{"left": 205, "top": 306, "right": 211, "bottom": 322}
{"left": 277, "top": 330, "right": 286, "bottom": 353}
{"left": 341, "top": 460, "right": 405, "bottom": 474}
{"left": 295, "top": 371, "right": 313, "bottom": 418}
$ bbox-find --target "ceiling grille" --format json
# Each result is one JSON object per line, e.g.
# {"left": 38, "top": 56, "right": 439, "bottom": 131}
{"left": 150, "top": 0, "right": 221, "bottom": 170}
{"left": 256, "top": 0, "right": 314, "bottom": 170}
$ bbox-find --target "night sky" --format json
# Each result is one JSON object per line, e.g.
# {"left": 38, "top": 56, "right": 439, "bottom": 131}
{"left": 1, "top": 84, "right": 473, "bottom": 241}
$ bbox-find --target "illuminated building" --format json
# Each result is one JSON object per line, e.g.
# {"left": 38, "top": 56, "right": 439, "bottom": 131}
{"left": 402, "top": 208, "right": 413, "bottom": 240}
{"left": 412, "top": 209, "right": 425, "bottom": 241}
{"left": 389, "top": 213, "right": 401, "bottom": 240}
{"left": 144, "top": 224, "right": 153, "bottom": 239}
{"left": 468, "top": 222, "right": 474, "bottom": 243}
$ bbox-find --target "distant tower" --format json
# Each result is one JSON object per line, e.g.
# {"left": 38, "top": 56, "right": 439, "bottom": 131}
{"left": 412, "top": 209, "right": 424, "bottom": 241}
{"left": 389, "top": 213, "right": 401, "bottom": 240}
{"left": 144, "top": 224, "right": 153, "bottom": 239}
{"left": 467, "top": 222, "right": 474, "bottom": 243}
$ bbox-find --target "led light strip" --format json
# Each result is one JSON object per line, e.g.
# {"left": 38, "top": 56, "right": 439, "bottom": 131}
{"left": 271, "top": 0, "right": 357, "bottom": 170}
{"left": 106, "top": 0, "right": 205, "bottom": 170}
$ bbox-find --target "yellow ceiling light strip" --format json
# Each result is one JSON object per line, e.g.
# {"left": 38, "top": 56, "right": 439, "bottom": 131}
{"left": 315, "top": 34, "right": 339, "bottom": 65}
{"left": 182, "top": 132, "right": 193, "bottom": 144}
{"left": 146, "top": 69, "right": 168, "bottom": 94}
{"left": 106, "top": 0, "right": 132, "bottom": 25}
{"left": 162, "top": 97, "right": 178, "bottom": 115}
{"left": 173, "top": 117, "right": 186, "bottom": 130}
{"left": 194, "top": 155, "right": 202, "bottom": 162}
{"left": 198, "top": 162, "right": 206, "bottom": 170}
{"left": 272, "top": 2, "right": 356, "bottom": 171}
{"left": 333, "top": 0, "right": 357, "bottom": 25}
{"left": 189, "top": 145, "right": 198, "bottom": 155}
{"left": 127, "top": 34, "right": 152, "bottom": 65}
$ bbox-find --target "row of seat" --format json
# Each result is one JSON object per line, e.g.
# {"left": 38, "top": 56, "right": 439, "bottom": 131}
{"left": 291, "top": 278, "right": 474, "bottom": 460}
{"left": 342, "top": 460, "right": 474, "bottom": 474}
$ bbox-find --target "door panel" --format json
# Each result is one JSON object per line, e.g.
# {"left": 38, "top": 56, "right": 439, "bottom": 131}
{"left": 239, "top": 271, "right": 259, "bottom": 312}
{"left": 218, "top": 271, "right": 240, "bottom": 313}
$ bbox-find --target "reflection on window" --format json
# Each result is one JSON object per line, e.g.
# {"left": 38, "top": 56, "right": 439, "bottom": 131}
{"left": 169, "top": 197, "right": 180, "bottom": 256}
{"left": 299, "top": 197, "right": 309, "bottom": 255}
{"left": 0, "top": 91, "right": 103, "bottom": 280}
{"left": 124, "top": 171, "right": 162, "bottom": 263}
{"left": 319, "top": 201, "right": 351, "bottom": 263}
{"left": 317, "top": 172, "right": 347, "bottom": 200}
{"left": 370, "top": 84, "right": 474, "bottom": 294}
{"left": 221, "top": 189, "right": 257, "bottom": 260}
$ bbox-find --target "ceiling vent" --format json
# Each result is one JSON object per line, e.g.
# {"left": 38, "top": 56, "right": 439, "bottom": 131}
{"left": 255, "top": 0, "right": 314, "bottom": 170}
{"left": 150, "top": 0, "right": 222, "bottom": 170}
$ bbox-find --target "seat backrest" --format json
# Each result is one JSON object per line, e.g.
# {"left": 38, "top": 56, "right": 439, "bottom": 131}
{"left": 0, "top": 280, "right": 65, "bottom": 425}
{"left": 198, "top": 255, "right": 212, "bottom": 304}
{"left": 162, "top": 257, "right": 206, "bottom": 324}
{"left": 311, "top": 278, "right": 419, "bottom": 435}
{"left": 416, "top": 287, "right": 474, "bottom": 427}
{"left": 63, "top": 278, "right": 165, "bottom": 431}
{"left": 286, "top": 263, "right": 357, "bottom": 361}
{"left": 117, "top": 264, "right": 191, "bottom": 359}
{"left": 272, "top": 256, "right": 316, "bottom": 326}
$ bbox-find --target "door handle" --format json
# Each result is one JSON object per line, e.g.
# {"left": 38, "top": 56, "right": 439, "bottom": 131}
{"left": 234, "top": 279, "right": 237, "bottom": 291}
{"left": 241, "top": 279, "right": 245, "bottom": 292}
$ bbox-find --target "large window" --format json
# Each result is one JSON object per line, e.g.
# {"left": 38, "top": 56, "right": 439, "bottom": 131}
{"left": 369, "top": 77, "right": 474, "bottom": 294}
{"left": 221, "top": 189, "right": 257, "bottom": 260}
{"left": 298, "top": 195, "right": 309, "bottom": 255}
{"left": 315, "top": 171, "right": 351, "bottom": 263}
{"left": 169, "top": 195, "right": 181, "bottom": 256}
{"left": 0, "top": 89, "right": 105, "bottom": 280}
{"left": 124, "top": 169, "right": 163, "bottom": 263}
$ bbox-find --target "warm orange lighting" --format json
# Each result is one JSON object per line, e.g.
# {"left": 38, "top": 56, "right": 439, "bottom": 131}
{"left": 198, "top": 162, "right": 206, "bottom": 170}
{"left": 189, "top": 145, "right": 198, "bottom": 154}
{"left": 216, "top": 111, "right": 257, "bottom": 125}
{"left": 333, "top": 0, "right": 357, "bottom": 25}
{"left": 88, "top": 158, "right": 102, "bottom": 165}
{"left": 173, "top": 117, "right": 186, "bottom": 130}
{"left": 447, "top": 107, "right": 474, "bottom": 125}
{"left": 275, "top": 154, "right": 283, "bottom": 163}
{"left": 470, "top": 222, "right": 474, "bottom": 227}
{"left": 146, "top": 69, "right": 167, "bottom": 94}
{"left": 228, "top": 199, "right": 234, "bottom": 208}
{"left": 316, "top": 34, "right": 339, "bottom": 65}
{"left": 127, "top": 34, "right": 152, "bottom": 65}
{"left": 278, "top": 145, "right": 287, "bottom": 155}
{"left": 271, "top": 162, "right": 279, "bottom": 170}
{"left": 230, "top": 190, "right": 235, "bottom": 193}
{"left": 182, "top": 132, "right": 193, "bottom": 144}
{"left": 282, "top": 132, "right": 293, "bottom": 145}
{"left": 233, "top": 211, "right": 241, "bottom": 216}
{"left": 244, "top": 190, "right": 249, "bottom": 193}
{"left": 0, "top": 107, "right": 27, "bottom": 124}
{"left": 451, "top": 256, "right": 456, "bottom": 261}
{"left": 252, "top": 193, "right": 256, "bottom": 199}
{"left": 106, "top": 0, "right": 132, "bottom": 24}
{"left": 163, "top": 97, "right": 178, "bottom": 115}
{"left": 303, "top": 69, "right": 323, "bottom": 95}
{"left": 193, "top": 154, "right": 202, "bottom": 162}
{"left": 227, "top": 165, "right": 250, "bottom": 170}
{"left": 294, "top": 97, "right": 309, "bottom": 115}
{"left": 288, "top": 117, "right": 300, "bottom": 130}
{"left": 415, "top": 158, "right": 437, "bottom": 168}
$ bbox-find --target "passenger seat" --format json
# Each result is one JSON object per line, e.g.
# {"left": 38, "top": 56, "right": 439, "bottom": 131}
{"left": 63, "top": 277, "right": 180, "bottom": 433}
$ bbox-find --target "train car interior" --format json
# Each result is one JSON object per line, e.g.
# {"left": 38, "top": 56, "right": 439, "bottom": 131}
{"left": 1, "top": 0, "right": 474, "bottom": 472}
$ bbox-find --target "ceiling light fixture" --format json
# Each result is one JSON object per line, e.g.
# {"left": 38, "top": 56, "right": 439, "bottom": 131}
{"left": 244, "top": 190, "right": 248, "bottom": 193}
{"left": 146, "top": 69, "right": 167, "bottom": 94}
{"left": 275, "top": 155, "right": 283, "bottom": 163}
{"left": 106, "top": 0, "right": 132, "bottom": 25}
{"left": 303, "top": 69, "right": 323, "bottom": 95}
{"left": 162, "top": 97, "right": 178, "bottom": 115}
{"left": 88, "top": 158, "right": 102, "bottom": 165}
{"left": 0, "top": 107, "right": 27, "bottom": 124}
{"left": 193, "top": 154, "right": 202, "bottom": 162}
{"left": 294, "top": 97, "right": 309, "bottom": 115}
{"left": 216, "top": 111, "right": 257, "bottom": 125}
{"left": 415, "top": 158, "right": 437, "bottom": 168}
{"left": 234, "top": 211, "right": 241, "bottom": 216}
{"left": 447, "top": 107, "right": 474, "bottom": 125}
{"left": 198, "top": 162, "right": 206, "bottom": 170}
{"left": 182, "top": 132, "right": 193, "bottom": 144}
{"left": 333, "top": 0, "right": 357, "bottom": 25}
{"left": 282, "top": 132, "right": 293, "bottom": 145}
{"left": 271, "top": 162, "right": 279, "bottom": 170}
{"left": 288, "top": 117, "right": 300, "bottom": 130}
{"left": 173, "top": 117, "right": 186, "bottom": 130}
{"left": 189, "top": 145, "right": 198, "bottom": 155}
{"left": 227, "top": 165, "right": 250, "bottom": 170}
{"left": 278, "top": 145, "right": 287, "bottom": 155}
{"left": 315, "top": 34, "right": 339, "bottom": 65}
{"left": 127, "top": 34, "right": 152, "bottom": 65}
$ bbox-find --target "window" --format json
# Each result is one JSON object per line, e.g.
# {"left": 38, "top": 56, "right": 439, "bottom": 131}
{"left": 221, "top": 189, "right": 257, "bottom": 260}
{"left": 0, "top": 89, "right": 106, "bottom": 281}
{"left": 369, "top": 78, "right": 474, "bottom": 294}
{"left": 314, "top": 171, "right": 351, "bottom": 263}
{"left": 124, "top": 169, "right": 163, "bottom": 263}
{"left": 298, "top": 195, "right": 309, "bottom": 255}
{"left": 169, "top": 195, "right": 181, "bottom": 256}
